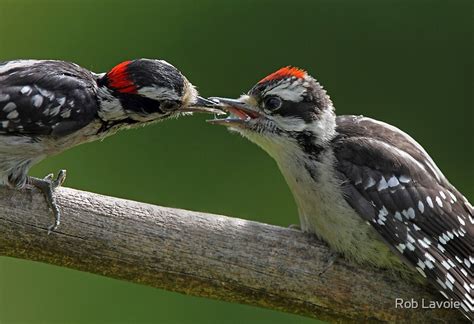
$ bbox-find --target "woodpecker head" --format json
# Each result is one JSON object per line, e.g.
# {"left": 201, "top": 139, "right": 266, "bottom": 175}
{"left": 209, "top": 67, "right": 336, "bottom": 154}
{"left": 97, "top": 59, "right": 219, "bottom": 123}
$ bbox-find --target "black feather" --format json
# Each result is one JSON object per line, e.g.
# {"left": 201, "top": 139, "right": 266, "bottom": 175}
{"left": 334, "top": 115, "right": 473, "bottom": 318}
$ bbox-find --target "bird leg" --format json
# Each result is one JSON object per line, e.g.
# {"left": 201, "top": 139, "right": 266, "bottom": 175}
{"left": 28, "top": 169, "right": 67, "bottom": 234}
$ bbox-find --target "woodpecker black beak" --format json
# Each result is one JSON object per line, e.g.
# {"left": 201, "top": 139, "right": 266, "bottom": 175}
{"left": 206, "top": 97, "right": 261, "bottom": 127}
{"left": 181, "top": 96, "right": 224, "bottom": 114}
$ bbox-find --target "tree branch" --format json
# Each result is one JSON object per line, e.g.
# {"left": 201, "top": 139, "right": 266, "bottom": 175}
{"left": 0, "top": 186, "right": 466, "bottom": 323}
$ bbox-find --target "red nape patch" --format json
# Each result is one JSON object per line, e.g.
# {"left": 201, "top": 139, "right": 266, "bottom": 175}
{"left": 258, "top": 66, "right": 306, "bottom": 84}
{"left": 107, "top": 60, "right": 137, "bottom": 93}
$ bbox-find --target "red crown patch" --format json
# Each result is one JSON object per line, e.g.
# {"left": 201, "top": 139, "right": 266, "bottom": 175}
{"left": 258, "top": 66, "right": 306, "bottom": 85}
{"left": 107, "top": 60, "right": 137, "bottom": 94}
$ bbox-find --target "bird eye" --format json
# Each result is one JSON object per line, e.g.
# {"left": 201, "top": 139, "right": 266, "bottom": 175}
{"left": 161, "top": 100, "right": 179, "bottom": 111}
{"left": 264, "top": 96, "right": 282, "bottom": 111}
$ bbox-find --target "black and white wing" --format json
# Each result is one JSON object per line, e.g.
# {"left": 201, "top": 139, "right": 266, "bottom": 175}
{"left": 333, "top": 115, "right": 473, "bottom": 319}
{"left": 0, "top": 60, "right": 99, "bottom": 136}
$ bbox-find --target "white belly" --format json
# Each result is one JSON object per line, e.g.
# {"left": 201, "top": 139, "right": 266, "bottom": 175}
{"left": 0, "top": 120, "right": 106, "bottom": 186}
{"left": 275, "top": 148, "right": 407, "bottom": 271}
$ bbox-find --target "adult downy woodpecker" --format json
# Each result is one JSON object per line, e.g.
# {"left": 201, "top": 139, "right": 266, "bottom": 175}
{"left": 0, "top": 59, "right": 219, "bottom": 232}
{"left": 209, "top": 67, "right": 473, "bottom": 319}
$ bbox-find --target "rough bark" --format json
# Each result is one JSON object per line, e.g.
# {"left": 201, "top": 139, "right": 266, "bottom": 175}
{"left": 0, "top": 186, "right": 467, "bottom": 323}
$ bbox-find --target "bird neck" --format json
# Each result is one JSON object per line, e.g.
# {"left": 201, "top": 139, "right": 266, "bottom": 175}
{"left": 96, "top": 85, "right": 129, "bottom": 122}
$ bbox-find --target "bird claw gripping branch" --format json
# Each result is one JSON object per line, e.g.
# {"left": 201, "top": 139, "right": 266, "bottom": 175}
{"left": 28, "top": 170, "right": 66, "bottom": 234}
{"left": 0, "top": 59, "right": 218, "bottom": 232}
{"left": 209, "top": 66, "right": 473, "bottom": 320}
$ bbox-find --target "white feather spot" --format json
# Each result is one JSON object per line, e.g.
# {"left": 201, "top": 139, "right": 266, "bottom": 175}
{"left": 436, "top": 278, "right": 447, "bottom": 289}
{"left": 417, "top": 201, "right": 424, "bottom": 213}
{"left": 60, "top": 109, "right": 71, "bottom": 118}
{"left": 426, "top": 196, "right": 434, "bottom": 208}
{"left": 466, "top": 292, "right": 474, "bottom": 305}
{"left": 435, "top": 196, "right": 443, "bottom": 207}
{"left": 1, "top": 120, "right": 9, "bottom": 128}
{"left": 364, "top": 177, "right": 376, "bottom": 189}
{"left": 416, "top": 267, "right": 426, "bottom": 278}
{"left": 417, "top": 259, "right": 426, "bottom": 269}
{"left": 402, "top": 208, "right": 415, "bottom": 220}
{"left": 463, "top": 282, "right": 470, "bottom": 293}
{"left": 447, "top": 191, "right": 457, "bottom": 202}
{"left": 394, "top": 212, "right": 403, "bottom": 222}
{"left": 446, "top": 273, "right": 455, "bottom": 284}
{"left": 457, "top": 216, "right": 465, "bottom": 226}
{"left": 398, "top": 175, "right": 411, "bottom": 183}
{"left": 32, "top": 94, "right": 43, "bottom": 108}
{"left": 439, "top": 191, "right": 446, "bottom": 200}
{"left": 3, "top": 102, "right": 16, "bottom": 112}
{"left": 441, "top": 260, "right": 451, "bottom": 269}
{"left": 464, "top": 258, "right": 471, "bottom": 268}
{"left": 406, "top": 242, "right": 415, "bottom": 251}
{"left": 387, "top": 176, "right": 399, "bottom": 187}
{"left": 377, "top": 177, "right": 388, "bottom": 191}
{"left": 396, "top": 243, "right": 406, "bottom": 253}
{"left": 49, "top": 105, "right": 61, "bottom": 116}
{"left": 0, "top": 93, "right": 11, "bottom": 101}
{"left": 418, "top": 239, "right": 429, "bottom": 248}
{"left": 437, "top": 243, "right": 446, "bottom": 252}
{"left": 35, "top": 86, "right": 55, "bottom": 100}
{"left": 424, "top": 259, "right": 435, "bottom": 269}
{"left": 20, "top": 85, "right": 32, "bottom": 95}
{"left": 425, "top": 252, "right": 435, "bottom": 262}
{"left": 6, "top": 110, "right": 19, "bottom": 119}
{"left": 442, "top": 233, "right": 450, "bottom": 242}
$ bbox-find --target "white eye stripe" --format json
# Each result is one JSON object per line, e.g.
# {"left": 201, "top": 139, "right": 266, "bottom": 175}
{"left": 264, "top": 79, "right": 306, "bottom": 102}
{"left": 138, "top": 86, "right": 179, "bottom": 101}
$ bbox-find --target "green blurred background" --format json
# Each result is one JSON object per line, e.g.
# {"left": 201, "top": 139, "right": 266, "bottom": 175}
{"left": 0, "top": 0, "right": 472, "bottom": 323}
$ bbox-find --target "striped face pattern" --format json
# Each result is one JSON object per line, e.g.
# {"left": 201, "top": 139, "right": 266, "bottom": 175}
{"left": 210, "top": 67, "right": 473, "bottom": 320}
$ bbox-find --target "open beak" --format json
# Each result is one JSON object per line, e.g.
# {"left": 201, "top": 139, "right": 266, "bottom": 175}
{"left": 180, "top": 96, "right": 225, "bottom": 114}
{"left": 206, "top": 97, "right": 261, "bottom": 127}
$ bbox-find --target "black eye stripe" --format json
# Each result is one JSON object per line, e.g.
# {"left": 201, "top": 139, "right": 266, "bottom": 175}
{"left": 269, "top": 100, "right": 317, "bottom": 123}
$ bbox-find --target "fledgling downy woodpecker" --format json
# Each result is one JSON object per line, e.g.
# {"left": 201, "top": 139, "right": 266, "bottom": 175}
{"left": 209, "top": 67, "right": 473, "bottom": 319}
{"left": 0, "top": 59, "right": 219, "bottom": 232}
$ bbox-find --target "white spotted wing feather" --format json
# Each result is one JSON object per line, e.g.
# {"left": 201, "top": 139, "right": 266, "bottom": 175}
{"left": 334, "top": 115, "right": 473, "bottom": 318}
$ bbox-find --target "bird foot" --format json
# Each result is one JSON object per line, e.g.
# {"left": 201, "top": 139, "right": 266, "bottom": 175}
{"left": 28, "top": 170, "right": 67, "bottom": 234}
